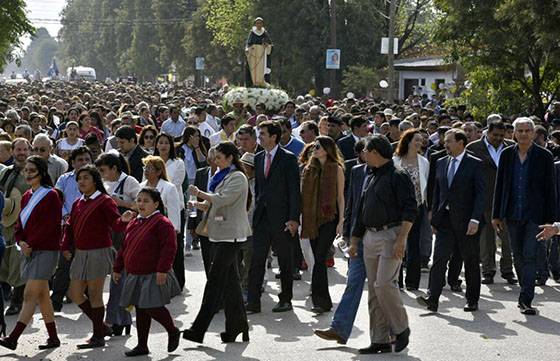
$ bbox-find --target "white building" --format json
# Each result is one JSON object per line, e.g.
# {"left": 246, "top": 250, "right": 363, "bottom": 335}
{"left": 395, "top": 57, "right": 463, "bottom": 100}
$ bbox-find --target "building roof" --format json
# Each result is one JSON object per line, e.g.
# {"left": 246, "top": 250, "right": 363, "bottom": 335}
{"left": 394, "top": 57, "right": 456, "bottom": 71}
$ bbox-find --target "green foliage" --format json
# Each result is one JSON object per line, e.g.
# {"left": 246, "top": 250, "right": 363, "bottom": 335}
{"left": 21, "top": 28, "right": 58, "bottom": 74}
{"left": 0, "top": 0, "right": 35, "bottom": 70}
{"left": 341, "top": 65, "right": 380, "bottom": 97}
{"left": 56, "top": 0, "right": 434, "bottom": 93}
{"left": 434, "top": 0, "right": 560, "bottom": 117}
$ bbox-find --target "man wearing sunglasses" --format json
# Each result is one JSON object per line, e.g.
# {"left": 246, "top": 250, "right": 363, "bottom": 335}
{"left": 32, "top": 134, "right": 68, "bottom": 184}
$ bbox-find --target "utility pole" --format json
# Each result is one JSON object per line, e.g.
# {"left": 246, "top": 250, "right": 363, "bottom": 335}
{"left": 329, "top": 0, "right": 337, "bottom": 98}
{"left": 387, "top": 0, "right": 397, "bottom": 102}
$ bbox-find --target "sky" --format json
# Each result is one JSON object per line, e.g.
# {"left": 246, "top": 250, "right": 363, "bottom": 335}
{"left": 23, "top": 0, "right": 66, "bottom": 44}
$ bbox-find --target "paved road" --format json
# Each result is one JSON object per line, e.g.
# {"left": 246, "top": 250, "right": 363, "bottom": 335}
{"left": 1, "top": 251, "right": 559, "bottom": 361}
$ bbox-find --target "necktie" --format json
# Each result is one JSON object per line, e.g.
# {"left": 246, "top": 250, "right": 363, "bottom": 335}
{"left": 265, "top": 153, "right": 272, "bottom": 178}
{"left": 447, "top": 158, "right": 457, "bottom": 187}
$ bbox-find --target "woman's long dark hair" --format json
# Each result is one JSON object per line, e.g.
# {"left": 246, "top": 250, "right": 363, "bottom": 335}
{"left": 26, "top": 155, "right": 53, "bottom": 188}
{"left": 395, "top": 128, "right": 421, "bottom": 157}
{"left": 215, "top": 141, "right": 245, "bottom": 175}
{"left": 137, "top": 187, "right": 166, "bottom": 214}
{"left": 94, "top": 152, "right": 131, "bottom": 175}
{"left": 181, "top": 125, "right": 207, "bottom": 156}
{"left": 154, "top": 133, "right": 177, "bottom": 160}
{"left": 215, "top": 142, "right": 251, "bottom": 209}
{"left": 76, "top": 164, "right": 108, "bottom": 195}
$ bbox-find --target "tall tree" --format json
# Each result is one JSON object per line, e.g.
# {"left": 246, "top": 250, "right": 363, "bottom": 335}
{"left": 0, "top": 0, "right": 35, "bottom": 70}
{"left": 21, "top": 27, "right": 59, "bottom": 74}
{"left": 434, "top": 0, "right": 560, "bottom": 117}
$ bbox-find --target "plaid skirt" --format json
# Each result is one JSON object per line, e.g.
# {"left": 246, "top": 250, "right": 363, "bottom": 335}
{"left": 70, "top": 247, "right": 115, "bottom": 281}
{"left": 119, "top": 271, "right": 181, "bottom": 309}
{"left": 20, "top": 250, "right": 59, "bottom": 281}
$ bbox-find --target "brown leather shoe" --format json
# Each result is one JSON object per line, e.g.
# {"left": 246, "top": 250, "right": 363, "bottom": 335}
{"left": 314, "top": 328, "right": 346, "bottom": 345}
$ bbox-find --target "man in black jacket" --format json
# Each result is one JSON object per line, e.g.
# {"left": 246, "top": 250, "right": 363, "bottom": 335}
{"left": 115, "top": 125, "right": 148, "bottom": 182}
{"left": 418, "top": 129, "right": 485, "bottom": 313}
{"left": 337, "top": 116, "right": 368, "bottom": 161}
{"left": 465, "top": 118, "right": 516, "bottom": 285}
{"left": 246, "top": 121, "right": 301, "bottom": 314}
{"left": 351, "top": 135, "right": 416, "bottom": 354}
{"left": 492, "top": 117, "right": 556, "bottom": 315}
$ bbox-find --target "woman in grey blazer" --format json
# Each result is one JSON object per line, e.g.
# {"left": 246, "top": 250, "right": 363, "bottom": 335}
{"left": 182, "top": 142, "right": 252, "bottom": 345}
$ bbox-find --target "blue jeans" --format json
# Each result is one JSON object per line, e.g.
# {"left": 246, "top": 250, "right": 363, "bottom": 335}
{"left": 330, "top": 242, "right": 366, "bottom": 341}
{"left": 507, "top": 221, "right": 539, "bottom": 305}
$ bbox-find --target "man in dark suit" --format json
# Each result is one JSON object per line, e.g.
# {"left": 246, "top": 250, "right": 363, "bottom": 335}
{"left": 343, "top": 140, "right": 366, "bottom": 198}
{"left": 246, "top": 121, "right": 301, "bottom": 313}
{"left": 466, "top": 118, "right": 516, "bottom": 285}
{"left": 418, "top": 129, "right": 485, "bottom": 312}
{"left": 493, "top": 117, "right": 556, "bottom": 315}
{"left": 115, "top": 125, "right": 148, "bottom": 182}
{"left": 427, "top": 147, "right": 463, "bottom": 291}
{"left": 337, "top": 116, "right": 368, "bottom": 161}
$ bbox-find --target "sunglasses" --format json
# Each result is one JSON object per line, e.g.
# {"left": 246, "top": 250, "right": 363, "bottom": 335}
{"left": 143, "top": 135, "right": 155, "bottom": 140}
{"left": 314, "top": 143, "right": 322, "bottom": 150}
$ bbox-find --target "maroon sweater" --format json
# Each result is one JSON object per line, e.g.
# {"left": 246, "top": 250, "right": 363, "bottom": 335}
{"left": 15, "top": 189, "right": 62, "bottom": 250}
{"left": 113, "top": 212, "right": 177, "bottom": 275}
{"left": 62, "top": 193, "right": 125, "bottom": 251}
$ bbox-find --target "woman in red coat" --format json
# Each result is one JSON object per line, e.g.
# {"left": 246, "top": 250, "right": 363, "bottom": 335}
{"left": 113, "top": 187, "right": 181, "bottom": 357}
{"left": 0, "top": 156, "right": 62, "bottom": 351}
{"left": 62, "top": 165, "right": 132, "bottom": 349}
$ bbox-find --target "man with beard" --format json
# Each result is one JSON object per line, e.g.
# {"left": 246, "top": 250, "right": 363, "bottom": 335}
{"left": 0, "top": 138, "right": 31, "bottom": 315}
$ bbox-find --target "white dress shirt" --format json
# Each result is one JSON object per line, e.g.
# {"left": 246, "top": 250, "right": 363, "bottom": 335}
{"left": 166, "top": 158, "right": 186, "bottom": 209}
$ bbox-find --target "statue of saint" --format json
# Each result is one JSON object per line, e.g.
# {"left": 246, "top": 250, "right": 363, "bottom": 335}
{"left": 245, "top": 17, "right": 272, "bottom": 87}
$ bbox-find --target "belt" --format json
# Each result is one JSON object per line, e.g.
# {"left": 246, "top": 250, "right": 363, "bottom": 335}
{"left": 367, "top": 221, "right": 401, "bottom": 232}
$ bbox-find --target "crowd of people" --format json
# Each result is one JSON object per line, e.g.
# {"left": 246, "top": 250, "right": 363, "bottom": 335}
{"left": 0, "top": 80, "right": 558, "bottom": 356}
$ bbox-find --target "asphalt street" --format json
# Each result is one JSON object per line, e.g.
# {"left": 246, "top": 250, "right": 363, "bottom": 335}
{"left": 1, "top": 250, "right": 559, "bottom": 361}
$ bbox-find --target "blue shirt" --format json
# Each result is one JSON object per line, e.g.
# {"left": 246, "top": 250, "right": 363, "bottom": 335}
{"left": 282, "top": 137, "right": 305, "bottom": 157}
{"left": 55, "top": 171, "right": 81, "bottom": 217}
{"left": 509, "top": 151, "right": 530, "bottom": 221}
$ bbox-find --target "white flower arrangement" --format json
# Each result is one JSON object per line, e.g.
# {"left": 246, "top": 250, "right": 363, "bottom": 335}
{"left": 223, "top": 86, "right": 290, "bottom": 112}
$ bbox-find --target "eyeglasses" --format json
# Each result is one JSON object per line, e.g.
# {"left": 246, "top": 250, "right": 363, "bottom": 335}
{"left": 143, "top": 135, "right": 155, "bottom": 140}
{"left": 32, "top": 147, "right": 47, "bottom": 153}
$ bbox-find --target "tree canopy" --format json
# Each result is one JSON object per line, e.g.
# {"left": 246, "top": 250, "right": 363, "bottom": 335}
{"left": 57, "top": 0, "right": 434, "bottom": 93}
{"left": 434, "top": 0, "right": 560, "bottom": 118}
{"left": 0, "top": 0, "right": 35, "bottom": 71}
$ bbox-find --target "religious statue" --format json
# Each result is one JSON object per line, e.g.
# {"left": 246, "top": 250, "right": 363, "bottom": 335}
{"left": 245, "top": 17, "right": 272, "bottom": 87}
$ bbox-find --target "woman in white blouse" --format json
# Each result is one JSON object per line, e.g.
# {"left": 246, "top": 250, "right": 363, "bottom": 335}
{"left": 153, "top": 134, "right": 189, "bottom": 285}
{"left": 95, "top": 151, "right": 141, "bottom": 335}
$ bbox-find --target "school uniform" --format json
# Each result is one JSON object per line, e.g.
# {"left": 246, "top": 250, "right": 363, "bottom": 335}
{"left": 114, "top": 212, "right": 179, "bottom": 308}
{"left": 15, "top": 188, "right": 62, "bottom": 281}
{"left": 62, "top": 191, "right": 124, "bottom": 280}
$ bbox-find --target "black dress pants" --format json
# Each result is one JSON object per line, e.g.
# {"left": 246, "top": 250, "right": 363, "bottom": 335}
{"left": 310, "top": 218, "right": 337, "bottom": 310}
{"left": 404, "top": 205, "right": 426, "bottom": 289}
{"left": 51, "top": 251, "right": 71, "bottom": 308}
{"left": 247, "top": 217, "right": 294, "bottom": 306}
{"left": 191, "top": 242, "right": 248, "bottom": 334}
{"left": 173, "top": 210, "right": 186, "bottom": 290}
{"left": 199, "top": 235, "right": 214, "bottom": 277}
{"left": 428, "top": 214, "right": 481, "bottom": 305}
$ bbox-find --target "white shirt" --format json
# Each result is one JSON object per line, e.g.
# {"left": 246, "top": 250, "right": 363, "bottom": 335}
{"left": 206, "top": 114, "right": 221, "bottom": 132}
{"left": 140, "top": 178, "right": 181, "bottom": 232}
{"left": 161, "top": 116, "right": 187, "bottom": 138}
{"left": 166, "top": 158, "right": 186, "bottom": 209}
{"left": 80, "top": 190, "right": 102, "bottom": 201}
{"left": 265, "top": 144, "right": 279, "bottom": 163}
{"left": 104, "top": 172, "right": 140, "bottom": 203}
{"left": 483, "top": 136, "right": 504, "bottom": 167}
{"left": 198, "top": 121, "right": 215, "bottom": 138}
{"left": 209, "top": 130, "right": 234, "bottom": 146}
{"left": 448, "top": 150, "right": 466, "bottom": 179}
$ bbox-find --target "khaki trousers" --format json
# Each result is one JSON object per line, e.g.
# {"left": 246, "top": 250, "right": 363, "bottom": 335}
{"left": 363, "top": 227, "right": 409, "bottom": 344}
